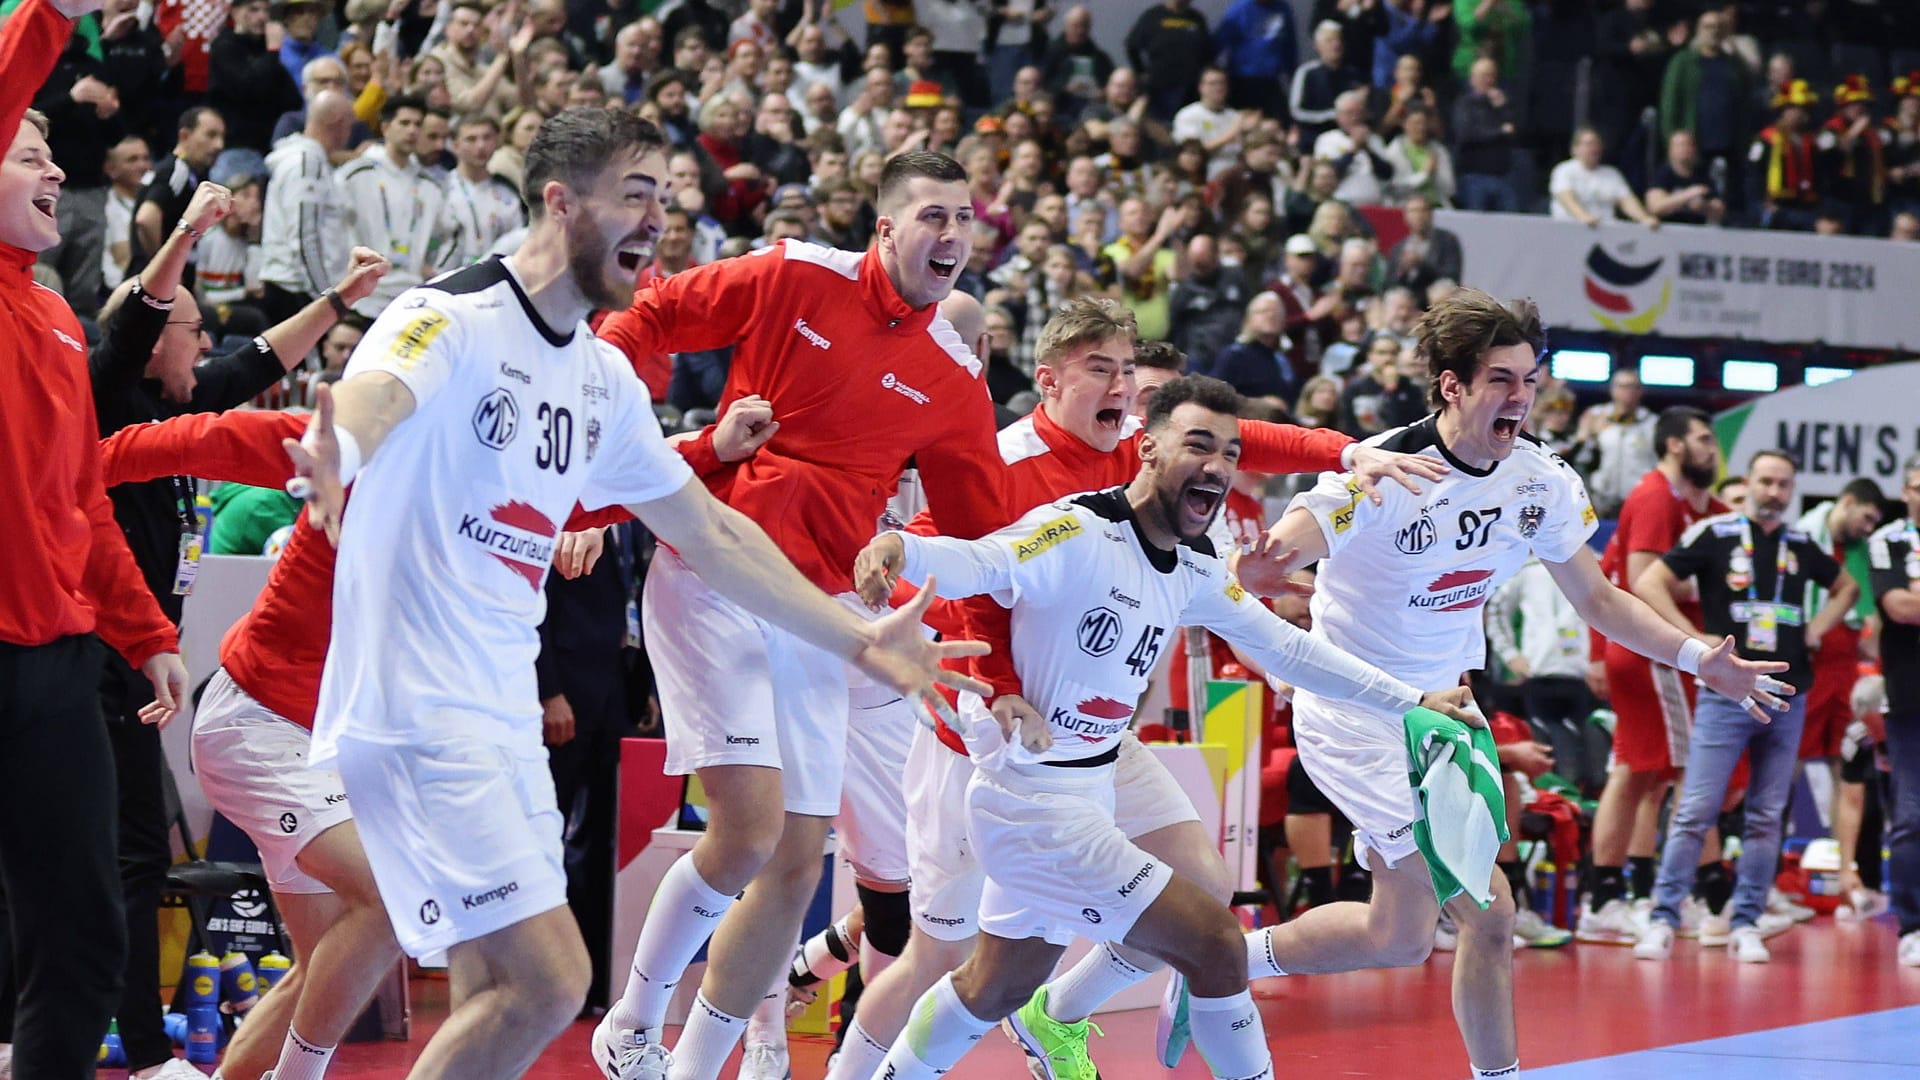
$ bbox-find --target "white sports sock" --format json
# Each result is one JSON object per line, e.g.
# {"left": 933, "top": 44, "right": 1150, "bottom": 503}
{"left": 271, "top": 1026, "right": 336, "bottom": 1080}
{"left": 666, "top": 992, "right": 749, "bottom": 1080}
{"left": 823, "top": 1018, "right": 892, "bottom": 1080}
{"left": 744, "top": 982, "right": 787, "bottom": 1048}
{"left": 1187, "top": 989, "right": 1273, "bottom": 1080}
{"left": 858, "top": 933, "right": 899, "bottom": 984}
{"left": 872, "top": 974, "right": 994, "bottom": 1079}
{"left": 793, "top": 914, "right": 858, "bottom": 987}
{"left": 1473, "top": 1061, "right": 1520, "bottom": 1078}
{"left": 611, "top": 858, "right": 735, "bottom": 1034}
{"left": 1044, "top": 943, "right": 1155, "bottom": 1023}
{"left": 1245, "top": 928, "right": 1289, "bottom": 979}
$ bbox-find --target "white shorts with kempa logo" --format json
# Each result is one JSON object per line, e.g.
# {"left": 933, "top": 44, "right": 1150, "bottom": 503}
{"left": 1289, "top": 688, "right": 1420, "bottom": 867}
{"left": 966, "top": 758, "right": 1174, "bottom": 947}
{"left": 191, "top": 668, "right": 352, "bottom": 895}
{"left": 645, "top": 547, "right": 856, "bottom": 817}
{"left": 332, "top": 734, "right": 567, "bottom": 958}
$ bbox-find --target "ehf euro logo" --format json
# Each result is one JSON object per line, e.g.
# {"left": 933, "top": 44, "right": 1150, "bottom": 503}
{"left": 1583, "top": 244, "right": 1671, "bottom": 334}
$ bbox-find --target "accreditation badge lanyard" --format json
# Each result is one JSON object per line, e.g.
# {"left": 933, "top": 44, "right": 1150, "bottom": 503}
{"left": 172, "top": 476, "right": 202, "bottom": 596}
{"left": 1738, "top": 517, "right": 1791, "bottom": 653}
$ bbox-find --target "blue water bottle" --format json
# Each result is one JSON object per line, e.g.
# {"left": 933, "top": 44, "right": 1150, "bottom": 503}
{"left": 99, "top": 1018, "right": 126, "bottom": 1067}
{"left": 183, "top": 951, "right": 220, "bottom": 1007}
{"left": 185, "top": 1003, "right": 221, "bottom": 1064}
{"left": 220, "top": 950, "right": 260, "bottom": 1014}
{"left": 255, "top": 950, "right": 292, "bottom": 994}
{"left": 164, "top": 1010, "right": 189, "bottom": 1047}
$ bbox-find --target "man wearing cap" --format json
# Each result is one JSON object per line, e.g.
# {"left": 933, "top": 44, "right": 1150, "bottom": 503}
{"left": 274, "top": 0, "right": 335, "bottom": 86}
{"left": 1819, "top": 75, "right": 1889, "bottom": 234}
{"left": 1748, "top": 80, "right": 1825, "bottom": 230}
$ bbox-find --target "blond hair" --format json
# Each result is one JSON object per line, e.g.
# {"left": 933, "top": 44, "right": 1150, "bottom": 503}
{"left": 1035, "top": 295, "right": 1136, "bottom": 368}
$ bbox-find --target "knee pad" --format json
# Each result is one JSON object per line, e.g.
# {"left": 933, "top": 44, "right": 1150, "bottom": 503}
{"left": 854, "top": 883, "right": 912, "bottom": 957}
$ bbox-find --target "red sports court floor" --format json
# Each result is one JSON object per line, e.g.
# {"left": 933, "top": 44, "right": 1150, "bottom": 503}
{"left": 114, "top": 915, "right": 1918, "bottom": 1079}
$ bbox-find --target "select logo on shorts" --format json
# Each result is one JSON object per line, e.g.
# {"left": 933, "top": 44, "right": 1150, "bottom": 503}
{"left": 1407, "top": 568, "right": 1494, "bottom": 612}
{"left": 419, "top": 899, "right": 442, "bottom": 925}
{"left": 463, "top": 881, "right": 519, "bottom": 910}
{"left": 1076, "top": 607, "right": 1124, "bottom": 658}
{"left": 472, "top": 387, "right": 520, "bottom": 449}
{"left": 459, "top": 501, "right": 558, "bottom": 590}
{"left": 278, "top": 812, "right": 299, "bottom": 834}
{"left": 1014, "top": 514, "right": 1083, "bottom": 562}
{"left": 389, "top": 311, "right": 449, "bottom": 370}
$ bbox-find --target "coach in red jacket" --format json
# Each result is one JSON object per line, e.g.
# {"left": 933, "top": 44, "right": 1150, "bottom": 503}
{"left": 0, "top": 0, "right": 190, "bottom": 1075}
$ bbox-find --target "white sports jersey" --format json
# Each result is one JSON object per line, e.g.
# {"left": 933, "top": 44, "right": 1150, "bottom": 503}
{"left": 1290, "top": 415, "right": 1597, "bottom": 689}
{"left": 439, "top": 170, "right": 527, "bottom": 270}
{"left": 897, "top": 488, "right": 1422, "bottom": 762}
{"left": 314, "top": 257, "right": 694, "bottom": 761}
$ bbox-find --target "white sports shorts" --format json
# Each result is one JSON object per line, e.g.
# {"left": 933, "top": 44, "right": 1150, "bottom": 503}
{"left": 836, "top": 681, "right": 918, "bottom": 884}
{"left": 645, "top": 547, "right": 857, "bottom": 817}
{"left": 903, "top": 722, "right": 982, "bottom": 940}
{"left": 191, "top": 668, "right": 352, "bottom": 895}
{"left": 333, "top": 734, "right": 568, "bottom": 959}
{"left": 1289, "top": 688, "right": 1420, "bottom": 867}
{"left": 967, "top": 758, "right": 1174, "bottom": 947}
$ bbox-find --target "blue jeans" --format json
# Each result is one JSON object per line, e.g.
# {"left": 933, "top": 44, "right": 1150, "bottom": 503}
{"left": 1652, "top": 689, "right": 1807, "bottom": 930}
{"left": 1457, "top": 173, "right": 1518, "bottom": 213}
{"left": 1887, "top": 708, "right": 1920, "bottom": 936}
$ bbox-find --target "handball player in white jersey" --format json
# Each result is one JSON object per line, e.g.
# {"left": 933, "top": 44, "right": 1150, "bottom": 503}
{"left": 1237, "top": 289, "right": 1793, "bottom": 1080}
{"left": 283, "top": 108, "right": 989, "bottom": 1080}
{"left": 850, "top": 374, "right": 1476, "bottom": 1080}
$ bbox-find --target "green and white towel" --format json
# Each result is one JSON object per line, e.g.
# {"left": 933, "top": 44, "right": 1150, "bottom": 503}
{"left": 1403, "top": 706, "right": 1509, "bottom": 908}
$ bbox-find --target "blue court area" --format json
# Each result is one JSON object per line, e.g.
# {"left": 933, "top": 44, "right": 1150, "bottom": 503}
{"left": 1531, "top": 1006, "right": 1920, "bottom": 1079}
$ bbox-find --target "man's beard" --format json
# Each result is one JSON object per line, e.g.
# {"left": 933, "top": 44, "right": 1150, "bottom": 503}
{"left": 1680, "top": 457, "right": 1717, "bottom": 490}
{"left": 566, "top": 210, "right": 627, "bottom": 311}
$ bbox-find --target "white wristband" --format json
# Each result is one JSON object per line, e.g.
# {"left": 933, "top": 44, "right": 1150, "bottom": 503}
{"left": 1340, "top": 442, "right": 1357, "bottom": 471}
{"left": 1674, "top": 637, "right": 1707, "bottom": 676}
{"left": 295, "top": 425, "right": 363, "bottom": 490}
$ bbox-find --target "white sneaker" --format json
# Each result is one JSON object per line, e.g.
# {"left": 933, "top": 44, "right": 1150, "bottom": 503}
{"left": 1676, "top": 896, "right": 1707, "bottom": 938}
{"left": 1728, "top": 926, "right": 1770, "bottom": 963}
{"left": 1754, "top": 911, "right": 1796, "bottom": 939}
{"left": 1697, "top": 910, "right": 1733, "bottom": 945}
{"left": 1575, "top": 898, "right": 1640, "bottom": 945}
{"left": 135, "top": 1060, "right": 213, "bottom": 1079}
{"left": 1768, "top": 887, "right": 1817, "bottom": 923}
{"left": 739, "top": 1042, "right": 792, "bottom": 1080}
{"left": 1633, "top": 921, "right": 1675, "bottom": 960}
{"left": 1899, "top": 930, "right": 1920, "bottom": 967}
{"left": 591, "top": 1015, "right": 671, "bottom": 1080}
{"left": 1511, "top": 908, "right": 1572, "bottom": 949}
{"left": 1434, "top": 911, "right": 1458, "bottom": 952}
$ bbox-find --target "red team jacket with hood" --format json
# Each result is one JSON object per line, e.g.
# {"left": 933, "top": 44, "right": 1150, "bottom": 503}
{"left": 0, "top": 0, "right": 177, "bottom": 669}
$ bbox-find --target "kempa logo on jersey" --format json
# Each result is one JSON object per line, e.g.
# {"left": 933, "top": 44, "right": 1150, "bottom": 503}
{"left": 458, "top": 501, "right": 558, "bottom": 590}
{"left": 880, "top": 371, "right": 930, "bottom": 405}
{"left": 1117, "top": 862, "right": 1155, "bottom": 898}
{"left": 1408, "top": 568, "right": 1495, "bottom": 612}
{"left": 724, "top": 734, "right": 761, "bottom": 746}
{"left": 497, "top": 362, "right": 531, "bottom": 385}
{"left": 1107, "top": 587, "right": 1140, "bottom": 610}
{"left": 1015, "top": 514, "right": 1084, "bottom": 561}
{"left": 462, "top": 881, "right": 518, "bottom": 910}
{"left": 792, "top": 317, "right": 832, "bottom": 349}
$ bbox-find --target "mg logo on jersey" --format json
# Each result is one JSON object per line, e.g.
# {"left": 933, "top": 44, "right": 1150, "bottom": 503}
{"left": 472, "top": 388, "right": 519, "bottom": 449}
{"left": 1408, "top": 568, "right": 1495, "bottom": 612}
{"left": 880, "top": 371, "right": 930, "bottom": 405}
{"left": 1396, "top": 510, "right": 1437, "bottom": 555}
{"left": 793, "top": 317, "right": 832, "bottom": 349}
{"left": 1077, "top": 607, "right": 1123, "bottom": 657}
{"left": 457, "top": 501, "right": 557, "bottom": 590}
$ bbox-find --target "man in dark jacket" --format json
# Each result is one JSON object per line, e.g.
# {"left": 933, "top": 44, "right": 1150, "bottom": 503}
{"left": 206, "top": 0, "right": 304, "bottom": 152}
{"left": 1451, "top": 55, "right": 1521, "bottom": 211}
{"left": 32, "top": 20, "right": 125, "bottom": 315}
{"left": 1168, "top": 233, "right": 1251, "bottom": 372}
{"left": 1125, "top": 0, "right": 1213, "bottom": 121}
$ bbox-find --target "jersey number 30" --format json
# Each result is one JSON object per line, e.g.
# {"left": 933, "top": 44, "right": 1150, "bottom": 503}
{"left": 536, "top": 404, "right": 573, "bottom": 474}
